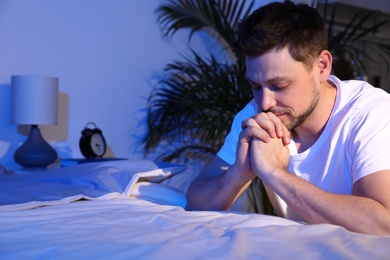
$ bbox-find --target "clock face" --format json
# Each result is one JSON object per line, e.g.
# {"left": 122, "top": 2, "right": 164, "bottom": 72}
{"left": 90, "top": 133, "right": 106, "bottom": 157}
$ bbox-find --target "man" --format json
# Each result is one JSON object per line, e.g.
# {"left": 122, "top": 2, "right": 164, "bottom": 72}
{"left": 186, "top": 0, "right": 390, "bottom": 236}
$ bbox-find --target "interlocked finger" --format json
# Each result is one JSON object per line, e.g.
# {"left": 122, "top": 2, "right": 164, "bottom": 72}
{"left": 242, "top": 112, "right": 290, "bottom": 145}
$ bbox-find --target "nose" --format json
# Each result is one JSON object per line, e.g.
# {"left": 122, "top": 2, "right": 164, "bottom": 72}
{"left": 259, "top": 87, "right": 276, "bottom": 112}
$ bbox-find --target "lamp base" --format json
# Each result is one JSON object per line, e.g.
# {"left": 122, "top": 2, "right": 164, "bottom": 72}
{"left": 14, "top": 125, "right": 58, "bottom": 168}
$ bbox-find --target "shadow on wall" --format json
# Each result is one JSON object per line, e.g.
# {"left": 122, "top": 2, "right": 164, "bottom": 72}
{"left": 0, "top": 84, "right": 73, "bottom": 165}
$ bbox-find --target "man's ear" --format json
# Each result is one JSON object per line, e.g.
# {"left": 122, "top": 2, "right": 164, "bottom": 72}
{"left": 317, "top": 50, "right": 332, "bottom": 83}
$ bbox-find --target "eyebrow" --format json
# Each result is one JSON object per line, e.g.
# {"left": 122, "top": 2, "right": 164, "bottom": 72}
{"left": 245, "top": 75, "right": 290, "bottom": 85}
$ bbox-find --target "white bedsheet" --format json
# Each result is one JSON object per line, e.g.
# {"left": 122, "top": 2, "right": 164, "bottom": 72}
{"left": 0, "top": 198, "right": 389, "bottom": 259}
{"left": 0, "top": 159, "right": 389, "bottom": 259}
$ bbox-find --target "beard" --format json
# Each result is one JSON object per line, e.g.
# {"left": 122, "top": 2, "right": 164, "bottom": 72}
{"left": 269, "top": 76, "right": 320, "bottom": 131}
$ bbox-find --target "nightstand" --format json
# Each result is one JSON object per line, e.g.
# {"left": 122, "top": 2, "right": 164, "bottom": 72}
{"left": 1, "top": 159, "right": 61, "bottom": 175}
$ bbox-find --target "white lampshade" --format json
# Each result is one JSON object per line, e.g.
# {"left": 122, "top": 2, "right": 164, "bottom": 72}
{"left": 11, "top": 75, "right": 58, "bottom": 125}
{"left": 10, "top": 75, "right": 59, "bottom": 168}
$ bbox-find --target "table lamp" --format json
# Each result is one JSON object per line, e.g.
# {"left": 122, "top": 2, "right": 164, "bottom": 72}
{"left": 11, "top": 75, "right": 59, "bottom": 168}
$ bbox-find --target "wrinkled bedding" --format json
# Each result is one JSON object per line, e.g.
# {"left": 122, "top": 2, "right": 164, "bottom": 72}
{"left": 0, "top": 160, "right": 187, "bottom": 210}
{"left": 0, "top": 160, "right": 389, "bottom": 259}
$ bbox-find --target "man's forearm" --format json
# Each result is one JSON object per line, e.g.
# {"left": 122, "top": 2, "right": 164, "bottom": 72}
{"left": 186, "top": 167, "right": 251, "bottom": 211}
{"left": 267, "top": 168, "right": 390, "bottom": 235}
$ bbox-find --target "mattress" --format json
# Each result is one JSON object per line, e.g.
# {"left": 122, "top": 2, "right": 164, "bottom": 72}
{"left": 0, "top": 160, "right": 389, "bottom": 259}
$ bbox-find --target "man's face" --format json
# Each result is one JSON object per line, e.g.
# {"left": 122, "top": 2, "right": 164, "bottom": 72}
{"left": 246, "top": 48, "right": 320, "bottom": 131}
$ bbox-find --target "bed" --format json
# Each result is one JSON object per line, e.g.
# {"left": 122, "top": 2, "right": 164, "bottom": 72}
{"left": 0, "top": 159, "right": 389, "bottom": 259}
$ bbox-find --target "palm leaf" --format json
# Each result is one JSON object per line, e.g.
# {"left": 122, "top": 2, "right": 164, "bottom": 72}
{"left": 321, "top": 0, "right": 390, "bottom": 77}
{"left": 143, "top": 50, "right": 251, "bottom": 162}
{"left": 156, "top": 0, "right": 254, "bottom": 63}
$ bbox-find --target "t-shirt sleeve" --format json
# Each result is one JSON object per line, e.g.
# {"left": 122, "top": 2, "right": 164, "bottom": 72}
{"left": 350, "top": 102, "right": 390, "bottom": 183}
{"left": 217, "top": 99, "right": 257, "bottom": 165}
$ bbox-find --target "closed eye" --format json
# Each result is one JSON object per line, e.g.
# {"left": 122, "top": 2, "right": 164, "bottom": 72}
{"left": 271, "top": 84, "right": 286, "bottom": 91}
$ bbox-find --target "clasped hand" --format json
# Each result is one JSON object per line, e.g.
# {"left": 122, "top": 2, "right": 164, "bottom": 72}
{"left": 235, "top": 112, "right": 291, "bottom": 182}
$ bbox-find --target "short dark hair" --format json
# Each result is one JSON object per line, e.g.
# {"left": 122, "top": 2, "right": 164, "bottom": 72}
{"left": 234, "top": 0, "right": 327, "bottom": 71}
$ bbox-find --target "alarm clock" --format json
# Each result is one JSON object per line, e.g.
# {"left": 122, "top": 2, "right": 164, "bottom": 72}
{"left": 79, "top": 122, "right": 107, "bottom": 159}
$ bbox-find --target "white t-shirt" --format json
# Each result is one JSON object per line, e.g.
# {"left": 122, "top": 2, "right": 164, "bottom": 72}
{"left": 217, "top": 75, "right": 390, "bottom": 221}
